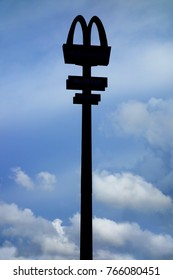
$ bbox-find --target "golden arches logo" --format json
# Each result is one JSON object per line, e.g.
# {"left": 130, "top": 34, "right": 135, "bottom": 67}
{"left": 63, "top": 15, "right": 111, "bottom": 66}
{"left": 66, "top": 15, "right": 108, "bottom": 46}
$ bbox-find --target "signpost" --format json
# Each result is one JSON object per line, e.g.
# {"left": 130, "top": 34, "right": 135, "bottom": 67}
{"left": 63, "top": 15, "right": 111, "bottom": 260}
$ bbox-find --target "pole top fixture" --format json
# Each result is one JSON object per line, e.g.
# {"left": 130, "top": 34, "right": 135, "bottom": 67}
{"left": 62, "top": 15, "right": 111, "bottom": 105}
{"left": 63, "top": 15, "right": 111, "bottom": 66}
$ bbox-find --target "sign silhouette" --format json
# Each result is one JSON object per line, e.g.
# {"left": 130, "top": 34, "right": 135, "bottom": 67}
{"left": 63, "top": 15, "right": 111, "bottom": 66}
{"left": 63, "top": 15, "right": 111, "bottom": 260}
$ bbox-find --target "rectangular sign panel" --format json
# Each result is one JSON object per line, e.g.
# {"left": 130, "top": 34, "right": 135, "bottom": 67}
{"left": 63, "top": 44, "right": 111, "bottom": 66}
{"left": 73, "top": 93, "right": 101, "bottom": 105}
{"left": 67, "top": 76, "right": 107, "bottom": 91}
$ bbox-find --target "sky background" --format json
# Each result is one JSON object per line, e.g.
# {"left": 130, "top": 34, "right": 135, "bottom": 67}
{"left": 0, "top": 0, "right": 173, "bottom": 260}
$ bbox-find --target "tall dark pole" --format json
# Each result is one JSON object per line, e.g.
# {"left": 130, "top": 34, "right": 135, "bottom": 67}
{"left": 63, "top": 15, "right": 111, "bottom": 260}
{"left": 80, "top": 102, "right": 92, "bottom": 259}
{"left": 80, "top": 66, "right": 93, "bottom": 259}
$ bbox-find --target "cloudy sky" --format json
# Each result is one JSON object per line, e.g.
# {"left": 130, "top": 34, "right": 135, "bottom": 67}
{"left": 0, "top": 0, "right": 173, "bottom": 260}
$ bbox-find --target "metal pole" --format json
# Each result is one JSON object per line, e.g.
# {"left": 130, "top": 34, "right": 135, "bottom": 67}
{"left": 80, "top": 102, "right": 92, "bottom": 260}
{"left": 80, "top": 66, "right": 93, "bottom": 260}
{"left": 63, "top": 15, "right": 111, "bottom": 260}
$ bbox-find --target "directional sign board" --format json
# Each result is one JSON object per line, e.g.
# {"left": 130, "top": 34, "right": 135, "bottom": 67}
{"left": 73, "top": 93, "right": 101, "bottom": 105}
{"left": 67, "top": 76, "right": 107, "bottom": 91}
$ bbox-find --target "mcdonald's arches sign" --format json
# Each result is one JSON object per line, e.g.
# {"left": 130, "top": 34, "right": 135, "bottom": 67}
{"left": 63, "top": 15, "right": 111, "bottom": 66}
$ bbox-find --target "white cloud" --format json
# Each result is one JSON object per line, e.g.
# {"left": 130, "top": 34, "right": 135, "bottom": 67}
{"left": 37, "top": 171, "right": 56, "bottom": 191}
{"left": 11, "top": 167, "right": 34, "bottom": 190}
{"left": 110, "top": 98, "right": 173, "bottom": 149}
{"left": 93, "top": 217, "right": 173, "bottom": 259}
{"left": 94, "top": 249, "right": 134, "bottom": 260}
{"left": 1, "top": 202, "right": 173, "bottom": 259}
{"left": 11, "top": 167, "right": 57, "bottom": 191}
{"left": 113, "top": 100, "right": 149, "bottom": 134}
{"left": 0, "top": 202, "right": 78, "bottom": 259}
{"left": 93, "top": 171, "right": 172, "bottom": 212}
{"left": 0, "top": 244, "right": 18, "bottom": 259}
{"left": 40, "top": 219, "right": 77, "bottom": 259}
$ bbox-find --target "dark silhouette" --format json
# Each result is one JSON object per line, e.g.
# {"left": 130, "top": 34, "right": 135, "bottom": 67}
{"left": 63, "top": 15, "right": 111, "bottom": 260}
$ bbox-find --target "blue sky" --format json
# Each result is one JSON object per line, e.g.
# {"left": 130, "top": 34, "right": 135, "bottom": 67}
{"left": 0, "top": 0, "right": 173, "bottom": 259}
